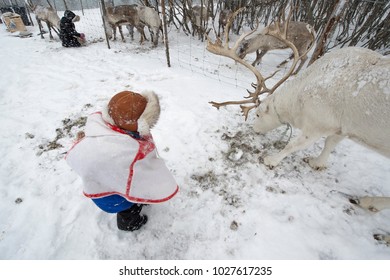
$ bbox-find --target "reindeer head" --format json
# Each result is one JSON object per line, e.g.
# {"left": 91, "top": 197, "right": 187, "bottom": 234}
{"left": 236, "top": 39, "right": 250, "bottom": 59}
{"left": 253, "top": 96, "right": 283, "bottom": 134}
{"left": 206, "top": 6, "right": 311, "bottom": 121}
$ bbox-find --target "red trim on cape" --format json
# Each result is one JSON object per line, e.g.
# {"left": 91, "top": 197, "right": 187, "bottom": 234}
{"left": 65, "top": 137, "right": 85, "bottom": 160}
{"left": 73, "top": 112, "right": 174, "bottom": 204}
{"left": 83, "top": 185, "right": 179, "bottom": 204}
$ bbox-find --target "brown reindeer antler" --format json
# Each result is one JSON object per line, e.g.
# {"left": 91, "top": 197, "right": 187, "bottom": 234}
{"left": 206, "top": 6, "right": 302, "bottom": 120}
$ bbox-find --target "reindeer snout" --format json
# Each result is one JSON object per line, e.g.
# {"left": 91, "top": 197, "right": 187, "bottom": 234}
{"left": 253, "top": 121, "right": 262, "bottom": 133}
{"left": 237, "top": 49, "right": 245, "bottom": 58}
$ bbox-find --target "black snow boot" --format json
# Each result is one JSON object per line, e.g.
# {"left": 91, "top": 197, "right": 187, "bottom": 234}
{"left": 117, "top": 204, "right": 148, "bottom": 231}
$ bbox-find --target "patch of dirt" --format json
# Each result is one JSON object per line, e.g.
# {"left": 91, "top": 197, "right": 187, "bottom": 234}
{"left": 36, "top": 104, "right": 91, "bottom": 156}
{"left": 191, "top": 171, "right": 220, "bottom": 191}
{"left": 266, "top": 185, "right": 287, "bottom": 194}
{"left": 37, "top": 116, "right": 87, "bottom": 156}
{"left": 190, "top": 170, "right": 242, "bottom": 208}
{"left": 230, "top": 220, "right": 239, "bottom": 231}
{"left": 221, "top": 131, "right": 261, "bottom": 166}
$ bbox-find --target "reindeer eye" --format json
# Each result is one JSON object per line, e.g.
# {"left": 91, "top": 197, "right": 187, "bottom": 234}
{"left": 256, "top": 114, "right": 260, "bottom": 117}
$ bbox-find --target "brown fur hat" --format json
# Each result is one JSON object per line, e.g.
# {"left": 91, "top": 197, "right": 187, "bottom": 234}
{"left": 102, "top": 90, "right": 160, "bottom": 135}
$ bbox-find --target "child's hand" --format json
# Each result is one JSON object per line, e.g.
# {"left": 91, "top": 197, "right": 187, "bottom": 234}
{"left": 76, "top": 131, "right": 85, "bottom": 141}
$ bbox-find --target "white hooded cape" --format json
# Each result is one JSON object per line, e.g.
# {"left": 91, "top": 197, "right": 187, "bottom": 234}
{"left": 66, "top": 112, "right": 178, "bottom": 204}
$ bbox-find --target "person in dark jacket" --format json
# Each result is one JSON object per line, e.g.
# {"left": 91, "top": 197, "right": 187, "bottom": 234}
{"left": 59, "top": 10, "right": 83, "bottom": 47}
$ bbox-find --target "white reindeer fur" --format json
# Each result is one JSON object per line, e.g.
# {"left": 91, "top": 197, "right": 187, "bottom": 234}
{"left": 136, "top": 6, "right": 162, "bottom": 47}
{"left": 26, "top": 1, "right": 60, "bottom": 40}
{"left": 254, "top": 47, "right": 390, "bottom": 168}
{"left": 32, "top": 5, "right": 60, "bottom": 28}
{"left": 253, "top": 47, "right": 390, "bottom": 242}
{"left": 351, "top": 197, "right": 390, "bottom": 212}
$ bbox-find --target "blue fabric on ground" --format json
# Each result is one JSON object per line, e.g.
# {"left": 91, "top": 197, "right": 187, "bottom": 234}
{"left": 92, "top": 194, "right": 134, "bottom": 213}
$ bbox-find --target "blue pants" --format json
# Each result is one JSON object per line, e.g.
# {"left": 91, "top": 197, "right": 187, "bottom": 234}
{"left": 92, "top": 194, "right": 134, "bottom": 213}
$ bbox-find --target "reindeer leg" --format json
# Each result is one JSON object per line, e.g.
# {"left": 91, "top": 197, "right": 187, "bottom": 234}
{"left": 373, "top": 234, "right": 390, "bottom": 245}
{"left": 151, "top": 32, "right": 155, "bottom": 45}
{"left": 349, "top": 197, "right": 390, "bottom": 212}
{"left": 346, "top": 196, "right": 390, "bottom": 245}
{"left": 252, "top": 50, "right": 267, "bottom": 66}
{"left": 138, "top": 28, "right": 146, "bottom": 44}
{"left": 47, "top": 22, "right": 54, "bottom": 40}
{"left": 126, "top": 25, "right": 134, "bottom": 39}
{"left": 277, "top": 53, "right": 293, "bottom": 68}
{"left": 130, "top": 26, "right": 134, "bottom": 40}
{"left": 306, "top": 134, "right": 344, "bottom": 170}
{"left": 112, "top": 25, "right": 117, "bottom": 41}
{"left": 149, "top": 29, "right": 155, "bottom": 46}
{"left": 264, "top": 132, "right": 321, "bottom": 168}
{"left": 143, "top": 28, "right": 148, "bottom": 41}
{"left": 108, "top": 24, "right": 115, "bottom": 40}
{"left": 118, "top": 26, "right": 125, "bottom": 42}
{"left": 37, "top": 18, "right": 44, "bottom": 39}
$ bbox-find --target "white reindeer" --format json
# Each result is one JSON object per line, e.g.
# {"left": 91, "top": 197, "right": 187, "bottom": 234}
{"left": 136, "top": 6, "right": 162, "bottom": 47}
{"left": 207, "top": 8, "right": 390, "bottom": 244}
{"left": 253, "top": 47, "right": 390, "bottom": 244}
{"left": 237, "top": 21, "right": 316, "bottom": 73}
{"left": 26, "top": 0, "right": 60, "bottom": 40}
{"left": 253, "top": 47, "right": 390, "bottom": 169}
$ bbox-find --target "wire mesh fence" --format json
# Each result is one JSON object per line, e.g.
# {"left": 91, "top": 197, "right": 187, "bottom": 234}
{"left": 2, "top": 0, "right": 389, "bottom": 94}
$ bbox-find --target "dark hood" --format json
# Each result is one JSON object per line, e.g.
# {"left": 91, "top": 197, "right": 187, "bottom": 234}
{"left": 64, "top": 10, "right": 76, "bottom": 20}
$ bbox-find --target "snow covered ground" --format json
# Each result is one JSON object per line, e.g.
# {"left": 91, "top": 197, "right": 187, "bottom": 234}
{"left": 0, "top": 13, "right": 390, "bottom": 262}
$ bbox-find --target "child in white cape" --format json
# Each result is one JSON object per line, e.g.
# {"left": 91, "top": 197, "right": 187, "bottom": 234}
{"left": 67, "top": 90, "right": 179, "bottom": 231}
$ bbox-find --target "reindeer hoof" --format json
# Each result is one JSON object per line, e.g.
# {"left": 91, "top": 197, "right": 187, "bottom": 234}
{"left": 304, "top": 157, "right": 327, "bottom": 170}
{"left": 374, "top": 234, "right": 384, "bottom": 241}
{"left": 373, "top": 234, "right": 390, "bottom": 245}
{"left": 349, "top": 198, "right": 360, "bottom": 205}
{"left": 263, "top": 156, "right": 279, "bottom": 169}
{"left": 349, "top": 197, "right": 379, "bottom": 212}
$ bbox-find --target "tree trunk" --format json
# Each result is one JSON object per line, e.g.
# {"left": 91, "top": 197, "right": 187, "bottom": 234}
{"left": 308, "top": 0, "right": 348, "bottom": 66}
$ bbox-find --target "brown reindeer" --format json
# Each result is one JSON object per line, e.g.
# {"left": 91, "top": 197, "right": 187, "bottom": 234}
{"left": 187, "top": 5, "right": 211, "bottom": 38}
{"left": 237, "top": 21, "right": 316, "bottom": 74}
{"left": 217, "top": 9, "right": 233, "bottom": 37}
{"left": 104, "top": 5, "right": 146, "bottom": 44}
